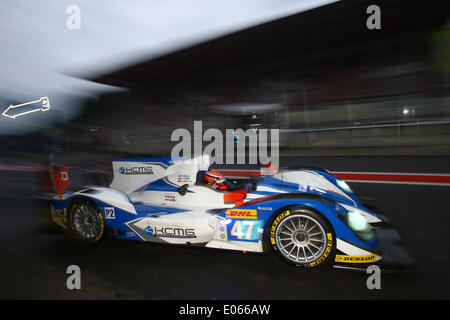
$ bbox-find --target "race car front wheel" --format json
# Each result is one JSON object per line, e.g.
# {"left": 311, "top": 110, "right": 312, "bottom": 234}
{"left": 68, "top": 199, "right": 104, "bottom": 244}
{"left": 270, "top": 207, "right": 335, "bottom": 268}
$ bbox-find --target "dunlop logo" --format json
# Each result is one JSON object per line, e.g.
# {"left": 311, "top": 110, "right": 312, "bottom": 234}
{"left": 335, "top": 254, "right": 377, "bottom": 263}
{"left": 270, "top": 210, "right": 290, "bottom": 244}
{"left": 310, "top": 233, "right": 333, "bottom": 267}
{"left": 226, "top": 209, "right": 257, "bottom": 219}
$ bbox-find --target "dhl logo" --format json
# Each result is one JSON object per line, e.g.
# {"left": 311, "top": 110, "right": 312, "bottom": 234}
{"left": 226, "top": 209, "right": 257, "bottom": 219}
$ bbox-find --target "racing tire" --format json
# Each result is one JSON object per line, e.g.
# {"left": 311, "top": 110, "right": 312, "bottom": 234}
{"left": 269, "top": 207, "right": 335, "bottom": 268}
{"left": 68, "top": 199, "right": 105, "bottom": 244}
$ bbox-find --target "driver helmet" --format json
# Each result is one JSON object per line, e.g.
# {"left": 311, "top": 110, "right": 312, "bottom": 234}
{"left": 204, "top": 170, "right": 227, "bottom": 190}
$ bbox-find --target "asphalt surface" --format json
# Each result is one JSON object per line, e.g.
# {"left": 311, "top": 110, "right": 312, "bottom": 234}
{"left": 1, "top": 168, "right": 450, "bottom": 299}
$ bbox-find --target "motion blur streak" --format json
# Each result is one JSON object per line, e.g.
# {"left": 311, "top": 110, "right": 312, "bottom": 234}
{"left": 74, "top": 0, "right": 449, "bottom": 158}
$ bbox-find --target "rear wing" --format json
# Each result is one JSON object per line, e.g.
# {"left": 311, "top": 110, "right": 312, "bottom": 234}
{"left": 109, "top": 155, "right": 210, "bottom": 194}
{"left": 48, "top": 159, "right": 112, "bottom": 199}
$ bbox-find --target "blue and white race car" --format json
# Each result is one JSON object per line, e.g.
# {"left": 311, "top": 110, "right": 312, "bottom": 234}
{"left": 49, "top": 155, "right": 414, "bottom": 270}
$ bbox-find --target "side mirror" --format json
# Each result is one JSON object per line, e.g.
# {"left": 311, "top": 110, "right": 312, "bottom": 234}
{"left": 178, "top": 184, "right": 189, "bottom": 196}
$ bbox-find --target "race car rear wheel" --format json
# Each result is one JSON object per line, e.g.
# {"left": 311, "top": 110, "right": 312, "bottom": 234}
{"left": 68, "top": 199, "right": 104, "bottom": 244}
{"left": 270, "top": 207, "right": 334, "bottom": 268}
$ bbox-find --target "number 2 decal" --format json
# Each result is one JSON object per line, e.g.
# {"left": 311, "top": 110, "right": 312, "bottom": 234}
{"left": 105, "top": 207, "right": 115, "bottom": 219}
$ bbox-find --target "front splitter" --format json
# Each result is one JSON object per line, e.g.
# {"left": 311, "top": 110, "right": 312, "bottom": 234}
{"left": 333, "top": 219, "right": 415, "bottom": 273}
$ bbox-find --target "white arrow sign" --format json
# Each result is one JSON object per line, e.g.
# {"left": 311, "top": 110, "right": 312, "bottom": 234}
{"left": 2, "top": 97, "right": 51, "bottom": 119}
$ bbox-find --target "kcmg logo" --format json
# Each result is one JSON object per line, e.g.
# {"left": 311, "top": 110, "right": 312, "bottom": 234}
{"left": 144, "top": 226, "right": 154, "bottom": 236}
{"left": 119, "top": 166, "right": 153, "bottom": 175}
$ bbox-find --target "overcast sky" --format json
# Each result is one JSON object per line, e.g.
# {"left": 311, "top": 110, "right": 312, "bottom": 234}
{"left": 0, "top": 0, "right": 336, "bottom": 135}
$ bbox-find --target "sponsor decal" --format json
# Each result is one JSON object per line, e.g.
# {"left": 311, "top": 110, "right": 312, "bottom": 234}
{"left": 145, "top": 226, "right": 196, "bottom": 239}
{"left": 226, "top": 209, "right": 257, "bottom": 220}
{"left": 177, "top": 174, "right": 192, "bottom": 184}
{"left": 54, "top": 208, "right": 66, "bottom": 216}
{"left": 50, "top": 206, "right": 68, "bottom": 228}
{"left": 335, "top": 254, "right": 377, "bottom": 263}
{"left": 257, "top": 206, "right": 272, "bottom": 210}
{"left": 298, "top": 184, "right": 326, "bottom": 194}
{"left": 270, "top": 210, "right": 290, "bottom": 244}
{"left": 95, "top": 211, "right": 104, "bottom": 241}
{"left": 310, "top": 233, "right": 333, "bottom": 267}
{"left": 119, "top": 166, "right": 153, "bottom": 175}
{"left": 164, "top": 194, "right": 176, "bottom": 202}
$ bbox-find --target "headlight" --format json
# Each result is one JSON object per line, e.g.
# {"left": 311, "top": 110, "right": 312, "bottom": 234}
{"left": 337, "top": 210, "right": 375, "bottom": 242}
{"left": 348, "top": 211, "right": 370, "bottom": 231}
{"left": 336, "top": 179, "right": 353, "bottom": 193}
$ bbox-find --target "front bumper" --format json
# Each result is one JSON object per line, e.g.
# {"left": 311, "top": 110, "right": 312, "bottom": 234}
{"left": 333, "top": 217, "right": 415, "bottom": 272}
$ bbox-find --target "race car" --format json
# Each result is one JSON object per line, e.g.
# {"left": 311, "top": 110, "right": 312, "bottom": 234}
{"left": 49, "top": 155, "right": 414, "bottom": 271}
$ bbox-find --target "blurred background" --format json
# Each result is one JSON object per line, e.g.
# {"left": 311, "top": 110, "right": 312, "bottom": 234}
{"left": 0, "top": 0, "right": 448, "bottom": 165}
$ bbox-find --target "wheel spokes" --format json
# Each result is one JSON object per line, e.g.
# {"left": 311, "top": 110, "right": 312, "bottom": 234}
{"left": 73, "top": 205, "right": 100, "bottom": 239}
{"left": 275, "top": 213, "right": 327, "bottom": 264}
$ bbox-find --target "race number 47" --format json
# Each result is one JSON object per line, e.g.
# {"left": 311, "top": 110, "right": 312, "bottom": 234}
{"left": 231, "top": 221, "right": 254, "bottom": 240}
